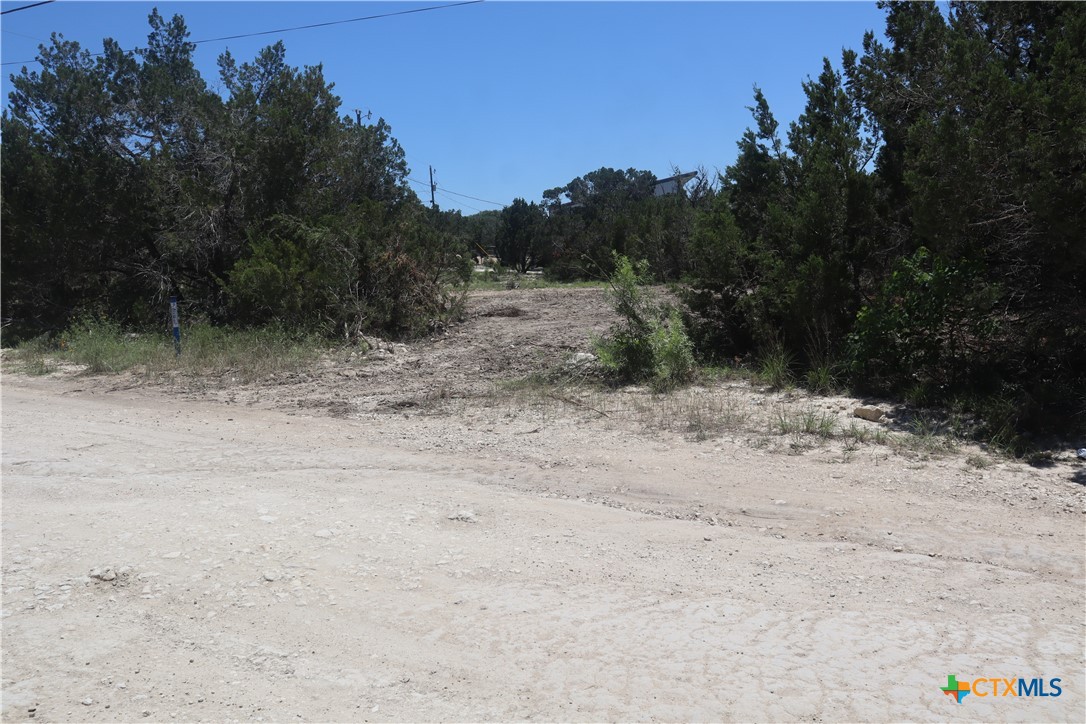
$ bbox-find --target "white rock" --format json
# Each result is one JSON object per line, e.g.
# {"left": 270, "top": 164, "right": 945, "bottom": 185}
{"left": 263, "top": 571, "right": 280, "bottom": 582}
{"left": 161, "top": 551, "right": 181, "bottom": 559}
{"left": 447, "top": 510, "right": 477, "bottom": 523}
{"left": 854, "top": 406, "right": 886, "bottom": 422}
{"left": 313, "top": 529, "right": 334, "bottom": 539}
{"left": 565, "top": 352, "right": 598, "bottom": 369}
{"left": 89, "top": 567, "right": 116, "bottom": 582}
{"left": 81, "top": 698, "right": 94, "bottom": 706}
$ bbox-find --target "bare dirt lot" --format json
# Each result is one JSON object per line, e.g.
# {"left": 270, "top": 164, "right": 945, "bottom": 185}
{"left": 3, "top": 288, "right": 1084, "bottom": 722}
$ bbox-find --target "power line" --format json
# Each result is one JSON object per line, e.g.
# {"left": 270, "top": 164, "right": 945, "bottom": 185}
{"left": 436, "top": 189, "right": 483, "bottom": 213}
{"left": 2, "top": 0, "right": 484, "bottom": 66}
{"left": 2, "top": 27, "right": 47, "bottom": 42}
{"left": 436, "top": 186, "right": 507, "bottom": 207}
{"left": 408, "top": 177, "right": 485, "bottom": 212}
{"left": 1, "top": 0, "right": 55, "bottom": 16}
{"left": 190, "top": 0, "right": 483, "bottom": 45}
{"left": 408, "top": 176, "right": 506, "bottom": 209}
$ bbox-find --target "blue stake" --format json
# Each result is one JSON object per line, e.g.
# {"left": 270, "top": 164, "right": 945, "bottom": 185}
{"left": 170, "top": 296, "right": 181, "bottom": 357}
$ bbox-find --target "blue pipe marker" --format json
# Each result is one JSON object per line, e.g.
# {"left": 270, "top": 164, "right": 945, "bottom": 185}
{"left": 170, "top": 296, "right": 181, "bottom": 356}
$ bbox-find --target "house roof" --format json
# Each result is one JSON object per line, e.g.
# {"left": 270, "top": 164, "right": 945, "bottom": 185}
{"left": 653, "top": 171, "right": 698, "bottom": 187}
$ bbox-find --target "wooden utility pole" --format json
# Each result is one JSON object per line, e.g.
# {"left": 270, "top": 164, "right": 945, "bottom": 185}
{"left": 429, "top": 165, "right": 436, "bottom": 210}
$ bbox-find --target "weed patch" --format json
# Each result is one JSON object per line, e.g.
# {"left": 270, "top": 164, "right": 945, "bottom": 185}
{"left": 757, "top": 344, "right": 794, "bottom": 390}
{"left": 10, "top": 320, "right": 326, "bottom": 382}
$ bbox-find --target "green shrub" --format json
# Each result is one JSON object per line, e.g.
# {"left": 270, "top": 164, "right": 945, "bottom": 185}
{"left": 648, "top": 309, "right": 696, "bottom": 391}
{"left": 848, "top": 248, "right": 996, "bottom": 394}
{"left": 59, "top": 317, "right": 166, "bottom": 374}
{"left": 594, "top": 254, "right": 695, "bottom": 391}
{"left": 225, "top": 216, "right": 341, "bottom": 331}
{"left": 224, "top": 213, "right": 466, "bottom": 339}
{"left": 595, "top": 328, "right": 654, "bottom": 382}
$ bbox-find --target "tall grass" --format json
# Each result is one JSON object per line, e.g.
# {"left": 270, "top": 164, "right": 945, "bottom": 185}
{"left": 776, "top": 407, "right": 837, "bottom": 438}
{"left": 9, "top": 319, "right": 326, "bottom": 381}
{"left": 757, "top": 343, "right": 794, "bottom": 390}
{"left": 804, "top": 361, "right": 841, "bottom": 395}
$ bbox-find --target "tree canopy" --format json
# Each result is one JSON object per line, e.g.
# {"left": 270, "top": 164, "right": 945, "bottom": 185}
{"left": 2, "top": 11, "right": 462, "bottom": 339}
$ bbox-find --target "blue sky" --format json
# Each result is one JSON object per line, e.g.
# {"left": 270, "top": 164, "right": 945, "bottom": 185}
{"left": 2, "top": 1, "right": 890, "bottom": 214}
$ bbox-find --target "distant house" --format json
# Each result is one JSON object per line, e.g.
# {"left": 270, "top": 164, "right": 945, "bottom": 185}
{"left": 652, "top": 171, "right": 698, "bottom": 197}
{"left": 550, "top": 201, "right": 584, "bottom": 213}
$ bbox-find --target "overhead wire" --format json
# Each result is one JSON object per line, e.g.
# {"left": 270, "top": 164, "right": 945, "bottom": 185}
{"left": 189, "top": 0, "right": 483, "bottom": 45}
{"left": 407, "top": 176, "right": 506, "bottom": 210}
{"left": 2, "top": 27, "right": 47, "bottom": 42}
{"left": 2, "top": 0, "right": 484, "bottom": 66}
{"left": 436, "top": 189, "right": 483, "bottom": 213}
{"left": 1, "top": 0, "right": 55, "bottom": 16}
{"left": 434, "top": 186, "right": 507, "bottom": 207}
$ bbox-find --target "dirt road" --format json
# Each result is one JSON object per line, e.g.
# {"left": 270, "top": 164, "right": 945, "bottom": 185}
{"left": 2, "top": 370, "right": 1083, "bottom": 722}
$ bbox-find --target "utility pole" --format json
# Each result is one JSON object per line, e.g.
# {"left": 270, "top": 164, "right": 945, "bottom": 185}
{"left": 429, "top": 165, "right": 436, "bottom": 210}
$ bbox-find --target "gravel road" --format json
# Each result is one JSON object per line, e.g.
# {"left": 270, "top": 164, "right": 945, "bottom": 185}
{"left": 2, "top": 373, "right": 1083, "bottom": 722}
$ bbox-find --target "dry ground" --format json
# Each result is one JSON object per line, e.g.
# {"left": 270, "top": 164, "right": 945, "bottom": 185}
{"left": 2, "top": 288, "right": 1084, "bottom": 722}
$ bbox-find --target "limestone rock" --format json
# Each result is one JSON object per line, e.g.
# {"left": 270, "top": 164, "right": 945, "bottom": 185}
{"left": 853, "top": 406, "right": 885, "bottom": 422}
{"left": 89, "top": 567, "right": 116, "bottom": 582}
